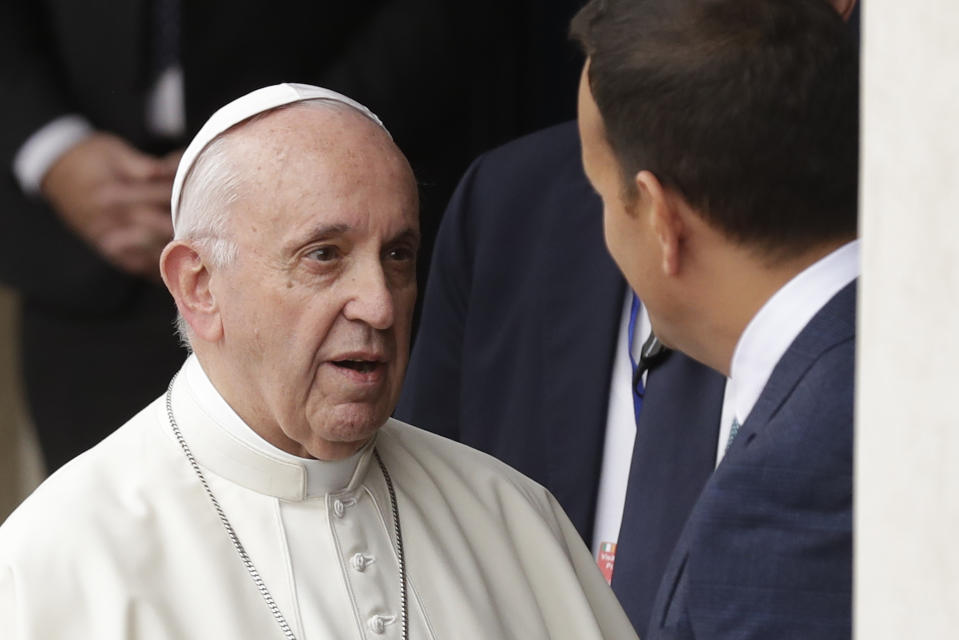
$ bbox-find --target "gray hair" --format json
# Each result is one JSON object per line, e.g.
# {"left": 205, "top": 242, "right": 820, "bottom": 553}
{"left": 172, "top": 133, "right": 241, "bottom": 349}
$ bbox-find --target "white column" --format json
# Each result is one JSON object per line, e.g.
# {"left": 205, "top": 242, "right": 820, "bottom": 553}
{"left": 857, "top": 1, "right": 959, "bottom": 636}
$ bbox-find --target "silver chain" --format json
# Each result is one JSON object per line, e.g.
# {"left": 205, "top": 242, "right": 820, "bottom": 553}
{"left": 373, "top": 450, "right": 408, "bottom": 640}
{"left": 165, "top": 375, "right": 408, "bottom": 640}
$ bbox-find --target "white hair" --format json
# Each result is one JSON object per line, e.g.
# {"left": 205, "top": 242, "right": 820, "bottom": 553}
{"left": 175, "top": 135, "right": 241, "bottom": 263}
{"left": 172, "top": 133, "right": 242, "bottom": 349}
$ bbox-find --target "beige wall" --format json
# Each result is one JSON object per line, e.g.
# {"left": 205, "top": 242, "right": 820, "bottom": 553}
{"left": 0, "top": 287, "right": 44, "bottom": 522}
{"left": 857, "top": 0, "right": 959, "bottom": 636}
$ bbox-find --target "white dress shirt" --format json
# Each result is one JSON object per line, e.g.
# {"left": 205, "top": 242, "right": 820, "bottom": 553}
{"left": 591, "top": 293, "right": 735, "bottom": 559}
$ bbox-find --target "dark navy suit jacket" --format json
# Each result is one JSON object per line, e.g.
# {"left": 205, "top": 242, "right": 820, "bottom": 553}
{"left": 396, "top": 122, "right": 626, "bottom": 540}
{"left": 647, "top": 281, "right": 856, "bottom": 639}
{"left": 396, "top": 122, "right": 726, "bottom": 634}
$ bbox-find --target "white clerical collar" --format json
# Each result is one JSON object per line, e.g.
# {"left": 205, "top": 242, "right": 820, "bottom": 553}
{"left": 729, "top": 239, "right": 860, "bottom": 425}
{"left": 182, "top": 354, "right": 366, "bottom": 498}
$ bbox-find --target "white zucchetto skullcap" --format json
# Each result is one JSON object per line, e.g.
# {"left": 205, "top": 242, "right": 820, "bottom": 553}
{"left": 170, "top": 82, "right": 389, "bottom": 232}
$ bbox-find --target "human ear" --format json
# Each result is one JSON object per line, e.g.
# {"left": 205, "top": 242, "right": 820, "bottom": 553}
{"left": 159, "top": 241, "right": 222, "bottom": 342}
{"left": 634, "top": 170, "right": 683, "bottom": 276}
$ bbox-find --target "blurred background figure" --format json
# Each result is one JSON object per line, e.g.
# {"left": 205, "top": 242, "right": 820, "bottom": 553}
{"left": 0, "top": 0, "right": 586, "bottom": 484}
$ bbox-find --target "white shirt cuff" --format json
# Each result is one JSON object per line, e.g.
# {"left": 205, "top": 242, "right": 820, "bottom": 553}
{"left": 12, "top": 115, "right": 95, "bottom": 196}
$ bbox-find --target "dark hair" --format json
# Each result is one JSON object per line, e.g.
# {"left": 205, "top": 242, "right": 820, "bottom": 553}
{"left": 571, "top": 0, "right": 859, "bottom": 257}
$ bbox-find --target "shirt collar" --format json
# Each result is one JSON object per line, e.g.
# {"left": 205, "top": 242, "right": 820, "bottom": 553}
{"left": 729, "top": 239, "right": 860, "bottom": 425}
{"left": 179, "top": 354, "right": 368, "bottom": 499}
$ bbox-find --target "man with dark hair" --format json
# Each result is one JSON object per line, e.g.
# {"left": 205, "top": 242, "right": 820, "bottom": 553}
{"left": 401, "top": 0, "right": 858, "bottom": 637}
{"left": 571, "top": 0, "right": 858, "bottom": 637}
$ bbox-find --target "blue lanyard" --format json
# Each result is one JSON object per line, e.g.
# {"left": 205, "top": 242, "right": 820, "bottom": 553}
{"left": 627, "top": 293, "right": 645, "bottom": 423}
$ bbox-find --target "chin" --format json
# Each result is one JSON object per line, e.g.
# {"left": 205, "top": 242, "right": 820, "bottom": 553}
{"left": 319, "top": 403, "right": 390, "bottom": 440}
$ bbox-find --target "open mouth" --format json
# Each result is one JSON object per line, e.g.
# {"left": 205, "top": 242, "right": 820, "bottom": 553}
{"left": 333, "top": 359, "right": 380, "bottom": 373}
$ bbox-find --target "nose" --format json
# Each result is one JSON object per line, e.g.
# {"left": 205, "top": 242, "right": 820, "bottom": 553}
{"left": 342, "top": 260, "right": 395, "bottom": 330}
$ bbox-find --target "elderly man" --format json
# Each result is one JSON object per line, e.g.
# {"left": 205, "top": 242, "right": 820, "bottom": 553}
{"left": 0, "top": 84, "right": 636, "bottom": 640}
{"left": 572, "top": 0, "right": 858, "bottom": 638}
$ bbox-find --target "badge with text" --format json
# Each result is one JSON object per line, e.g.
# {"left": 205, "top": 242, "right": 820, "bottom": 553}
{"left": 597, "top": 541, "right": 617, "bottom": 584}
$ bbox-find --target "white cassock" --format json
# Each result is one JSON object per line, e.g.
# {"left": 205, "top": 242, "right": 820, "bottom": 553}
{"left": 0, "top": 356, "right": 637, "bottom": 639}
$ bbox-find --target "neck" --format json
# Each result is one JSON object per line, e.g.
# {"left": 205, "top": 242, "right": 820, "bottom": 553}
{"left": 672, "top": 236, "right": 854, "bottom": 376}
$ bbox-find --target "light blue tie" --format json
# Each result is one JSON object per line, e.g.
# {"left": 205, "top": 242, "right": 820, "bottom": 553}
{"left": 725, "top": 417, "right": 741, "bottom": 453}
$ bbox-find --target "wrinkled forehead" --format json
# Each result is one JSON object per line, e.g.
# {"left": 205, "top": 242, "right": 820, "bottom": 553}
{"left": 229, "top": 104, "right": 414, "bottom": 193}
{"left": 226, "top": 108, "right": 418, "bottom": 238}
{"left": 229, "top": 101, "right": 396, "bottom": 162}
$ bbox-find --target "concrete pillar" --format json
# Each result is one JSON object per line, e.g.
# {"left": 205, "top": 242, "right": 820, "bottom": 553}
{"left": 857, "top": 1, "right": 959, "bottom": 636}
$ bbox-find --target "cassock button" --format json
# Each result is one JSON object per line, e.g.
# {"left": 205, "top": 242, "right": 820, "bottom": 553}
{"left": 332, "top": 496, "right": 356, "bottom": 518}
{"left": 367, "top": 614, "right": 396, "bottom": 634}
{"left": 351, "top": 552, "right": 374, "bottom": 572}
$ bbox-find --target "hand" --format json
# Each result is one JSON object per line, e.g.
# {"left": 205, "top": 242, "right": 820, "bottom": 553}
{"left": 41, "top": 133, "right": 179, "bottom": 280}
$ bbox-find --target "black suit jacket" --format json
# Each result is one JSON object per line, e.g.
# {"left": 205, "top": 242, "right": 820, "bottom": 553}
{"left": 647, "top": 282, "right": 856, "bottom": 639}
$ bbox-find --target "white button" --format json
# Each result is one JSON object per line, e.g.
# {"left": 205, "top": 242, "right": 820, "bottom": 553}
{"left": 331, "top": 496, "right": 356, "bottom": 519}
{"left": 367, "top": 614, "right": 395, "bottom": 634}
{"left": 351, "top": 553, "right": 374, "bottom": 572}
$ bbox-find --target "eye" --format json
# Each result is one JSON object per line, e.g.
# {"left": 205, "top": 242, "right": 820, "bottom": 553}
{"left": 385, "top": 246, "right": 416, "bottom": 263}
{"left": 308, "top": 245, "right": 340, "bottom": 262}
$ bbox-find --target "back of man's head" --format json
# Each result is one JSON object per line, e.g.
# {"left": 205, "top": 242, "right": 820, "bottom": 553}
{"left": 571, "top": 0, "right": 859, "bottom": 259}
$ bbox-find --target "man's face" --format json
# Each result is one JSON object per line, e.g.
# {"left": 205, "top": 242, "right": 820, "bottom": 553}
{"left": 208, "top": 105, "right": 419, "bottom": 460}
{"left": 577, "top": 64, "right": 665, "bottom": 329}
